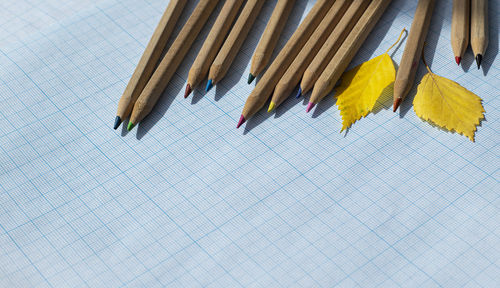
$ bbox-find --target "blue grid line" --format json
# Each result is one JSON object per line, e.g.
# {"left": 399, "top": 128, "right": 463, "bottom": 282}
{"left": 0, "top": 0, "right": 498, "bottom": 287}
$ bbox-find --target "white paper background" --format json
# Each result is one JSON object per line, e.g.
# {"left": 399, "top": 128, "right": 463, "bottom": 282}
{"left": 0, "top": 0, "right": 498, "bottom": 287}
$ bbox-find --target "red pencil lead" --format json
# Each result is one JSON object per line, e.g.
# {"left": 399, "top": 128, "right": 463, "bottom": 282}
{"left": 455, "top": 56, "right": 461, "bottom": 65}
{"left": 184, "top": 84, "right": 192, "bottom": 98}
{"left": 393, "top": 98, "right": 402, "bottom": 112}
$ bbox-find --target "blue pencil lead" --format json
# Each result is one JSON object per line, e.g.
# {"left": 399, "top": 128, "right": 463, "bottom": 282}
{"left": 296, "top": 87, "right": 302, "bottom": 99}
{"left": 206, "top": 79, "right": 213, "bottom": 92}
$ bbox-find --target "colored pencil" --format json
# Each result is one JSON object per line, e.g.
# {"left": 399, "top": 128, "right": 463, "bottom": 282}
{"left": 248, "top": 0, "right": 296, "bottom": 84}
{"left": 299, "top": 0, "right": 371, "bottom": 96}
{"left": 393, "top": 0, "right": 435, "bottom": 112}
{"left": 206, "top": 0, "right": 266, "bottom": 91}
{"left": 268, "top": 0, "right": 352, "bottom": 112}
{"left": 238, "top": 0, "right": 334, "bottom": 128}
{"left": 471, "top": 0, "right": 488, "bottom": 69}
{"left": 308, "top": 0, "right": 392, "bottom": 113}
{"left": 451, "top": 0, "right": 470, "bottom": 65}
{"left": 114, "top": 0, "right": 187, "bottom": 129}
{"left": 185, "top": 0, "right": 245, "bottom": 98}
{"left": 269, "top": 0, "right": 351, "bottom": 111}
{"left": 127, "top": 0, "right": 220, "bottom": 130}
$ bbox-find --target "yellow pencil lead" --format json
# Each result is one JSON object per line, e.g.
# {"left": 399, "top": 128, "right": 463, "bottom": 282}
{"left": 268, "top": 102, "right": 276, "bottom": 113}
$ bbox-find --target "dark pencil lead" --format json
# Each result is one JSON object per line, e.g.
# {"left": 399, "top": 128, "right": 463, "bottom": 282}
{"left": 247, "top": 74, "right": 255, "bottom": 84}
{"left": 114, "top": 116, "right": 122, "bottom": 130}
{"left": 475, "top": 54, "right": 482, "bottom": 69}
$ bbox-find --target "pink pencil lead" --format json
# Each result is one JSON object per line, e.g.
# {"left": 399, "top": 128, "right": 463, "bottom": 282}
{"left": 236, "top": 115, "right": 246, "bottom": 129}
{"left": 306, "top": 102, "right": 315, "bottom": 113}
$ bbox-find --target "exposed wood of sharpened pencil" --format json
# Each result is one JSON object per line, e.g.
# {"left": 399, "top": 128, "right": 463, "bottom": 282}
{"left": 208, "top": 0, "right": 266, "bottom": 86}
{"left": 269, "top": 0, "right": 351, "bottom": 110}
{"left": 451, "top": 0, "right": 470, "bottom": 65}
{"left": 238, "top": 0, "right": 334, "bottom": 127}
{"left": 308, "top": 0, "right": 392, "bottom": 110}
{"left": 470, "top": 0, "right": 488, "bottom": 69}
{"left": 300, "top": 0, "right": 371, "bottom": 96}
{"left": 393, "top": 0, "right": 435, "bottom": 111}
{"left": 249, "top": 0, "right": 296, "bottom": 81}
{"left": 114, "top": 0, "right": 187, "bottom": 129}
{"left": 186, "top": 0, "right": 245, "bottom": 96}
{"left": 128, "top": 0, "right": 220, "bottom": 129}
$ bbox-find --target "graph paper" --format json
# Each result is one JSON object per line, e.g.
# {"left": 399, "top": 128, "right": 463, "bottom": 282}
{"left": 0, "top": 0, "right": 498, "bottom": 287}
{"left": 0, "top": 0, "right": 104, "bottom": 47}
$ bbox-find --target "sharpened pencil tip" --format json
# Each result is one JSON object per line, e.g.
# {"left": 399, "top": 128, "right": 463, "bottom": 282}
{"left": 296, "top": 87, "right": 302, "bottom": 99}
{"left": 306, "top": 102, "right": 315, "bottom": 113}
{"left": 475, "top": 54, "right": 482, "bottom": 69}
{"left": 247, "top": 74, "right": 255, "bottom": 84}
{"left": 455, "top": 56, "right": 461, "bottom": 65}
{"left": 114, "top": 116, "right": 122, "bottom": 130}
{"left": 184, "top": 84, "right": 192, "bottom": 98}
{"left": 127, "top": 122, "right": 135, "bottom": 131}
{"left": 206, "top": 79, "right": 213, "bottom": 92}
{"left": 393, "top": 98, "right": 402, "bottom": 112}
{"left": 268, "top": 102, "right": 276, "bottom": 113}
{"left": 236, "top": 115, "right": 246, "bottom": 129}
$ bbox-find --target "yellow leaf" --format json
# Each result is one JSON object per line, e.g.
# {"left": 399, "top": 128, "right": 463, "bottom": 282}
{"left": 413, "top": 72, "right": 485, "bottom": 142}
{"left": 336, "top": 53, "right": 396, "bottom": 131}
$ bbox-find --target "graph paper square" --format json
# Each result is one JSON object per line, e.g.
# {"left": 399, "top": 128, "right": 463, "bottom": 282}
{"left": 0, "top": 0, "right": 499, "bottom": 287}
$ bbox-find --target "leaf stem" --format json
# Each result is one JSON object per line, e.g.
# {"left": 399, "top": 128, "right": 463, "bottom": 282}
{"left": 421, "top": 44, "right": 433, "bottom": 74}
{"left": 385, "top": 28, "right": 407, "bottom": 54}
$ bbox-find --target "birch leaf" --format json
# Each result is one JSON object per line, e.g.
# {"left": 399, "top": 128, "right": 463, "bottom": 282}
{"left": 336, "top": 53, "right": 396, "bottom": 131}
{"left": 413, "top": 72, "right": 485, "bottom": 141}
{"left": 335, "top": 29, "right": 407, "bottom": 132}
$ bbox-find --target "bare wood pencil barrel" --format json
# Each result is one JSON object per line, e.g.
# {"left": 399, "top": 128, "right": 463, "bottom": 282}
{"left": 308, "top": 0, "right": 392, "bottom": 111}
{"left": 248, "top": 0, "right": 296, "bottom": 83}
{"left": 269, "top": 0, "right": 351, "bottom": 110}
{"left": 393, "top": 0, "right": 435, "bottom": 111}
{"left": 114, "top": 0, "right": 187, "bottom": 129}
{"left": 471, "top": 0, "right": 488, "bottom": 69}
{"left": 238, "top": 0, "right": 334, "bottom": 128}
{"left": 208, "top": 0, "right": 266, "bottom": 88}
{"left": 451, "top": 0, "right": 470, "bottom": 65}
{"left": 128, "top": 0, "right": 220, "bottom": 129}
{"left": 299, "top": 0, "right": 370, "bottom": 96}
{"left": 185, "top": 0, "right": 245, "bottom": 98}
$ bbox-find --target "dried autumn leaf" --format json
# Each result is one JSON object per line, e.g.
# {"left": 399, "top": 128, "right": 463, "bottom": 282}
{"left": 336, "top": 29, "right": 405, "bottom": 132}
{"left": 413, "top": 72, "right": 485, "bottom": 142}
{"left": 336, "top": 53, "right": 395, "bottom": 131}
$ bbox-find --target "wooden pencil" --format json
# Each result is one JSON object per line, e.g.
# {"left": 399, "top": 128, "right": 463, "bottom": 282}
{"left": 206, "top": 0, "right": 266, "bottom": 91}
{"left": 185, "top": 0, "right": 245, "bottom": 98}
{"left": 471, "top": 0, "right": 488, "bottom": 69}
{"left": 451, "top": 0, "right": 470, "bottom": 65}
{"left": 299, "top": 0, "right": 372, "bottom": 96}
{"left": 248, "top": 0, "right": 296, "bottom": 84}
{"left": 393, "top": 0, "right": 435, "bottom": 112}
{"left": 238, "top": 0, "right": 334, "bottom": 128}
{"left": 114, "top": 0, "right": 187, "bottom": 129}
{"left": 269, "top": 0, "right": 351, "bottom": 111}
{"left": 307, "top": 0, "right": 392, "bottom": 113}
{"left": 127, "top": 0, "right": 220, "bottom": 130}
